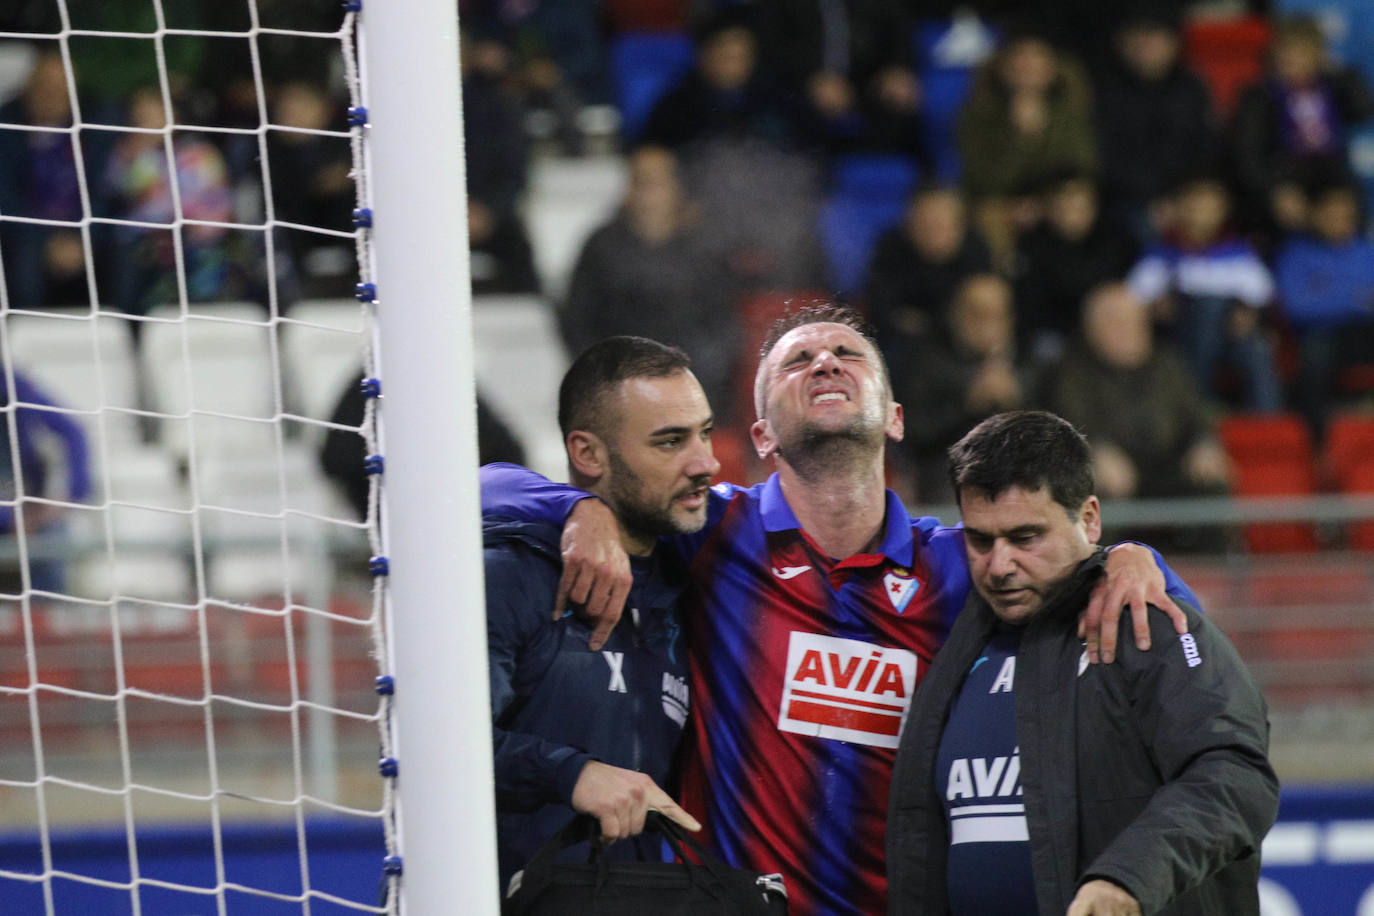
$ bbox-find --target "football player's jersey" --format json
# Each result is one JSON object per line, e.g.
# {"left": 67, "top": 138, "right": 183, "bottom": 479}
{"left": 666, "top": 477, "right": 968, "bottom": 916}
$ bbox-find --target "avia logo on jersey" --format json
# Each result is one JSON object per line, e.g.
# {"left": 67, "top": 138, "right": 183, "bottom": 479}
{"left": 882, "top": 567, "right": 921, "bottom": 614}
{"left": 777, "top": 633, "right": 918, "bottom": 748}
{"left": 662, "top": 672, "right": 689, "bottom": 727}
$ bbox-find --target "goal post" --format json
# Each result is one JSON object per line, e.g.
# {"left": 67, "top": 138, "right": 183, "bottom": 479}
{"left": 360, "top": 0, "right": 499, "bottom": 912}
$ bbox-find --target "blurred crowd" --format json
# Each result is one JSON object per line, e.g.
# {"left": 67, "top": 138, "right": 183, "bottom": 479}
{"left": 2, "top": 0, "right": 1374, "bottom": 526}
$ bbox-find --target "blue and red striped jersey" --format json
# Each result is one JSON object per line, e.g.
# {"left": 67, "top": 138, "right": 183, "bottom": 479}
{"left": 662, "top": 476, "right": 968, "bottom": 916}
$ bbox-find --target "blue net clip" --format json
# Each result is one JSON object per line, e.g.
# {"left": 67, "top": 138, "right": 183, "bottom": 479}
{"left": 378, "top": 757, "right": 399, "bottom": 778}
{"left": 382, "top": 856, "right": 403, "bottom": 877}
{"left": 364, "top": 454, "right": 385, "bottom": 475}
{"left": 354, "top": 281, "right": 376, "bottom": 303}
{"left": 374, "top": 675, "right": 395, "bottom": 695}
{"left": 369, "top": 556, "right": 390, "bottom": 577}
{"left": 352, "top": 207, "right": 373, "bottom": 228}
{"left": 360, "top": 377, "right": 382, "bottom": 399}
{"left": 343, "top": 0, "right": 362, "bottom": 11}
{"left": 347, "top": 106, "right": 369, "bottom": 127}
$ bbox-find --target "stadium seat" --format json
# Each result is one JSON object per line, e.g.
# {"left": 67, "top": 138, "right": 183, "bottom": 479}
{"left": 472, "top": 294, "right": 571, "bottom": 481}
{"left": 68, "top": 446, "right": 195, "bottom": 603}
{"left": 610, "top": 30, "right": 695, "bottom": 143}
{"left": 1219, "top": 413, "right": 1320, "bottom": 552}
{"left": 1323, "top": 412, "right": 1374, "bottom": 549}
{"left": 196, "top": 446, "right": 336, "bottom": 603}
{"left": 140, "top": 303, "right": 277, "bottom": 461}
{"left": 913, "top": 14, "right": 998, "bottom": 182}
{"left": 524, "top": 155, "right": 627, "bottom": 301}
{"left": 1182, "top": 15, "right": 1272, "bottom": 118}
{"left": 5, "top": 308, "right": 144, "bottom": 450}
{"left": 818, "top": 154, "right": 920, "bottom": 297}
{"left": 279, "top": 299, "right": 368, "bottom": 437}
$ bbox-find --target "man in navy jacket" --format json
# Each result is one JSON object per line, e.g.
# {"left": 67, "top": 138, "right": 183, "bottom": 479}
{"left": 486, "top": 336, "right": 716, "bottom": 890}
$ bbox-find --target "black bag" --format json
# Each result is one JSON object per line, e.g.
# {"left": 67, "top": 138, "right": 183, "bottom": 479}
{"left": 503, "top": 811, "right": 788, "bottom": 915}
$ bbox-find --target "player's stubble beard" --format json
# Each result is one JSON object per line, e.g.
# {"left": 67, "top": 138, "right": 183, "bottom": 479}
{"left": 606, "top": 449, "right": 711, "bottom": 542}
{"left": 771, "top": 400, "right": 888, "bottom": 482}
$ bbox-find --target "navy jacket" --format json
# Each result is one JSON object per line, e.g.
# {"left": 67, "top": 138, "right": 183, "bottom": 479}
{"left": 485, "top": 516, "right": 690, "bottom": 890}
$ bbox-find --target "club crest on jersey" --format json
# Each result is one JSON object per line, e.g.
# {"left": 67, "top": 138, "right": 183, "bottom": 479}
{"left": 777, "top": 633, "right": 918, "bottom": 748}
{"left": 882, "top": 567, "right": 921, "bottom": 614}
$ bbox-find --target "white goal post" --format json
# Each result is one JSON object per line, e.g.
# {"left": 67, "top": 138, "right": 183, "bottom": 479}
{"left": 362, "top": 0, "right": 499, "bottom": 911}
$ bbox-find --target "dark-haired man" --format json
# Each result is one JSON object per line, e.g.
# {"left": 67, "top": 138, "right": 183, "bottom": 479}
{"left": 482, "top": 305, "right": 1201, "bottom": 915}
{"left": 888, "top": 411, "right": 1278, "bottom": 915}
{"left": 486, "top": 336, "right": 713, "bottom": 890}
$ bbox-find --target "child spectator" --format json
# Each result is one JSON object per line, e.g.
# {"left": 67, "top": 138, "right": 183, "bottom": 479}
{"left": 1126, "top": 174, "right": 1281, "bottom": 411}
{"left": 105, "top": 86, "right": 234, "bottom": 312}
{"left": 1274, "top": 180, "right": 1374, "bottom": 433}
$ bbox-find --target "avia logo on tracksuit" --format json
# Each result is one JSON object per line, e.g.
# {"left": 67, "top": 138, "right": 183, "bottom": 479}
{"left": 777, "top": 633, "right": 917, "bottom": 748}
{"left": 945, "top": 748, "right": 1027, "bottom": 845}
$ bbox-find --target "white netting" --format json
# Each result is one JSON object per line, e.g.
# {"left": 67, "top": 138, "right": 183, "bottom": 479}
{"left": 0, "top": 3, "right": 396, "bottom": 913}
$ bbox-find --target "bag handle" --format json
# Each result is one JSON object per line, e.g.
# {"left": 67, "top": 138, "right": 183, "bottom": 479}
{"left": 506, "top": 811, "right": 744, "bottom": 914}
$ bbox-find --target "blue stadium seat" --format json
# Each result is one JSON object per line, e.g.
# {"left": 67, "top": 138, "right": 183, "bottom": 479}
{"left": 913, "top": 15, "right": 998, "bottom": 182}
{"left": 819, "top": 154, "right": 921, "bottom": 296}
{"left": 610, "top": 31, "right": 695, "bottom": 143}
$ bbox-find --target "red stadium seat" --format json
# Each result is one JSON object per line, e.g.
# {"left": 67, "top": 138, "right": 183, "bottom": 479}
{"left": 1321, "top": 413, "right": 1374, "bottom": 549}
{"left": 1182, "top": 15, "right": 1272, "bottom": 118}
{"left": 1219, "top": 413, "right": 1320, "bottom": 552}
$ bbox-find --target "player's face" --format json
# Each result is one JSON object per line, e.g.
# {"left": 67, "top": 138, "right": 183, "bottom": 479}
{"left": 604, "top": 371, "right": 719, "bottom": 549}
{"left": 752, "top": 322, "right": 902, "bottom": 461}
{"left": 960, "top": 485, "right": 1101, "bottom": 625}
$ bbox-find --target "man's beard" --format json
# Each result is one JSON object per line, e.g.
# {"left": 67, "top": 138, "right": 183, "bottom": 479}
{"left": 607, "top": 451, "right": 709, "bottom": 541}
{"left": 775, "top": 413, "right": 885, "bottom": 479}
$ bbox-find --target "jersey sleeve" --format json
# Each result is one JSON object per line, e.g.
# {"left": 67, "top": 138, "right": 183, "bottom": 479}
{"left": 485, "top": 539, "right": 593, "bottom": 811}
{"left": 1078, "top": 606, "right": 1279, "bottom": 911}
{"left": 480, "top": 462, "right": 594, "bottom": 526}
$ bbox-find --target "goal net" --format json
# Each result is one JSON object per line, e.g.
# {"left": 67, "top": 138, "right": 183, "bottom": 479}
{"left": 0, "top": 2, "right": 492, "bottom": 913}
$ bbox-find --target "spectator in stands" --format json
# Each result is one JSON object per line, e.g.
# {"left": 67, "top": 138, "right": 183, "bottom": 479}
{"left": 1041, "top": 283, "right": 1231, "bottom": 523}
{"left": 462, "top": 33, "right": 539, "bottom": 296}
{"left": 1126, "top": 173, "right": 1281, "bottom": 411}
{"left": 1093, "top": 10, "right": 1216, "bottom": 242}
{"left": 640, "top": 11, "right": 806, "bottom": 154}
{"left": 865, "top": 184, "right": 993, "bottom": 360}
{"left": 559, "top": 146, "right": 740, "bottom": 418}
{"left": 1014, "top": 171, "right": 1138, "bottom": 359}
{"left": 897, "top": 273, "right": 1040, "bottom": 502}
{"left": 105, "top": 86, "right": 235, "bottom": 313}
{"left": 1275, "top": 179, "right": 1374, "bottom": 434}
{"left": 957, "top": 30, "right": 1097, "bottom": 270}
{"left": 266, "top": 81, "right": 355, "bottom": 299}
{"left": 0, "top": 364, "right": 91, "bottom": 595}
{"left": 753, "top": 0, "right": 924, "bottom": 159}
{"left": 1230, "top": 15, "right": 1374, "bottom": 241}
{"left": 0, "top": 51, "right": 110, "bottom": 308}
